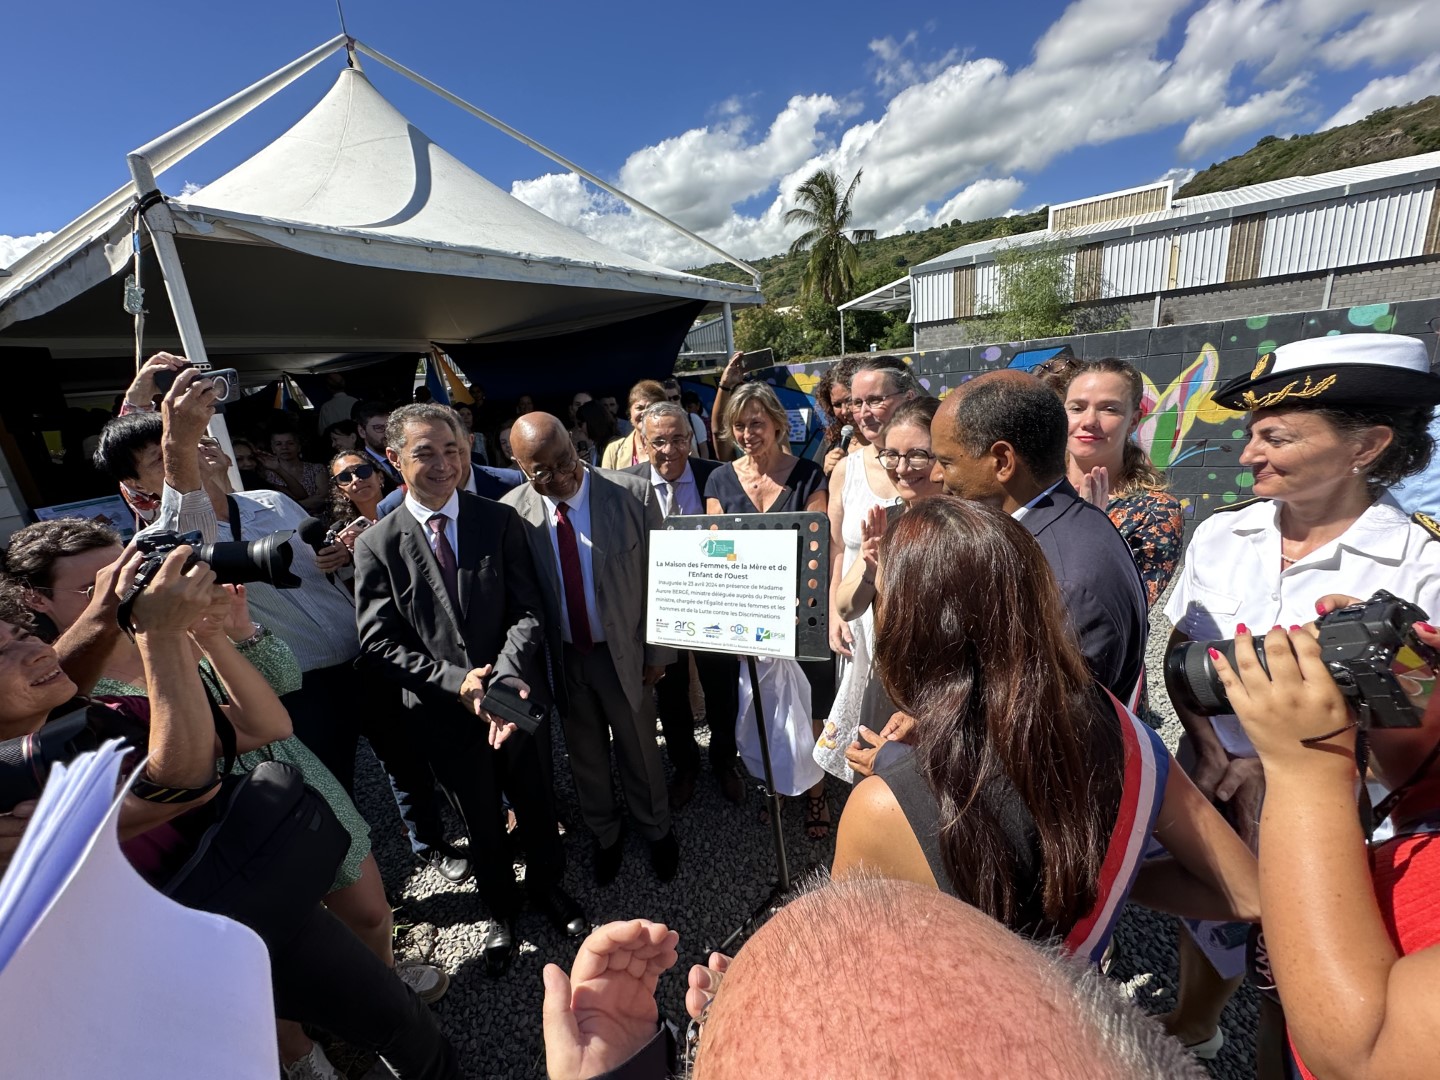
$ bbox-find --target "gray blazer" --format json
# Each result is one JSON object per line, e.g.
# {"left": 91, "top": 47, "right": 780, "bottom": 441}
{"left": 502, "top": 468, "right": 676, "bottom": 714}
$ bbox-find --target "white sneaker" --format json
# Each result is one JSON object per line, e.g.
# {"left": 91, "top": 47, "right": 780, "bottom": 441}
{"left": 1184, "top": 1028, "right": 1225, "bottom": 1060}
{"left": 395, "top": 959, "right": 451, "bottom": 1004}
{"left": 284, "top": 1043, "right": 343, "bottom": 1080}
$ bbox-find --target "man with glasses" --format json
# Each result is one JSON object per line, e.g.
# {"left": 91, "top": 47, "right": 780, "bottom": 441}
{"left": 625, "top": 403, "right": 741, "bottom": 808}
{"left": 505, "top": 412, "right": 680, "bottom": 887}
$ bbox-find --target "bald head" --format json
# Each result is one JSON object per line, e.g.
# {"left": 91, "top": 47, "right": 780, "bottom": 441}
{"left": 695, "top": 878, "right": 1199, "bottom": 1080}
{"left": 511, "top": 411, "right": 585, "bottom": 499}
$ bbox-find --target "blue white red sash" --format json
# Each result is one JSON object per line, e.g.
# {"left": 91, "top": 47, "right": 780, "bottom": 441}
{"left": 1063, "top": 691, "right": 1170, "bottom": 964}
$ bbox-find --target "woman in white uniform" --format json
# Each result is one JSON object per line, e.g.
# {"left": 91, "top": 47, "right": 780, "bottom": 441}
{"left": 1161, "top": 333, "right": 1440, "bottom": 1069}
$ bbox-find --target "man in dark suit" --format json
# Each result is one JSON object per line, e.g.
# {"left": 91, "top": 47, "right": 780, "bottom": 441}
{"left": 504, "top": 413, "right": 680, "bottom": 886}
{"left": 929, "top": 371, "right": 1147, "bottom": 703}
{"left": 624, "top": 402, "right": 742, "bottom": 809}
{"left": 353, "top": 403, "right": 586, "bottom": 976}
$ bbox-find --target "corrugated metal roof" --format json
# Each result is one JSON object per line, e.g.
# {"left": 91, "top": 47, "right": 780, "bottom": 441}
{"left": 912, "top": 150, "right": 1440, "bottom": 277}
{"left": 1178, "top": 151, "right": 1440, "bottom": 212}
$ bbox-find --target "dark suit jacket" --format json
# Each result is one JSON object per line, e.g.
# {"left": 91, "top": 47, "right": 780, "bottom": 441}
{"left": 352, "top": 490, "right": 546, "bottom": 711}
{"left": 503, "top": 468, "right": 675, "bottom": 715}
{"left": 622, "top": 457, "right": 722, "bottom": 511}
{"left": 1020, "top": 478, "right": 1147, "bottom": 702}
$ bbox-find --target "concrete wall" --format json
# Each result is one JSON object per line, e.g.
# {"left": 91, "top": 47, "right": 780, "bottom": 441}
{"left": 914, "top": 254, "right": 1440, "bottom": 351}
{"left": 762, "top": 297, "right": 1439, "bottom": 542}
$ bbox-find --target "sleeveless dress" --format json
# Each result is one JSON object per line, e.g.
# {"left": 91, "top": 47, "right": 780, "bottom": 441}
{"left": 876, "top": 688, "right": 1169, "bottom": 964}
{"left": 815, "top": 450, "right": 901, "bottom": 781}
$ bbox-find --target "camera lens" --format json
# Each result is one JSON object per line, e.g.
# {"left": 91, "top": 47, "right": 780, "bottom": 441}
{"left": 1164, "top": 637, "right": 1271, "bottom": 716}
{"left": 195, "top": 531, "right": 302, "bottom": 589}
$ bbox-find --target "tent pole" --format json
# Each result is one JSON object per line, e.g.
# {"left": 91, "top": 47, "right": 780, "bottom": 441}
{"left": 353, "top": 40, "right": 763, "bottom": 290}
{"left": 127, "top": 35, "right": 349, "bottom": 191}
{"left": 839, "top": 309, "right": 846, "bottom": 355}
{"left": 134, "top": 197, "right": 244, "bottom": 492}
{"left": 722, "top": 304, "right": 735, "bottom": 357}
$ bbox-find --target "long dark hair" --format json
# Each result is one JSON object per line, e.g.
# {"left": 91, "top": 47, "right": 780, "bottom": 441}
{"left": 325, "top": 450, "right": 394, "bottom": 528}
{"left": 872, "top": 497, "right": 1124, "bottom": 933}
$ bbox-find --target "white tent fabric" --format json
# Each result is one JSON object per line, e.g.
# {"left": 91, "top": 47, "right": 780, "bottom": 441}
{"left": 0, "top": 64, "right": 758, "bottom": 362}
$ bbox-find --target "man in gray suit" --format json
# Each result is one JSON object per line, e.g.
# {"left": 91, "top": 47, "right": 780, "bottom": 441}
{"left": 504, "top": 413, "right": 680, "bottom": 886}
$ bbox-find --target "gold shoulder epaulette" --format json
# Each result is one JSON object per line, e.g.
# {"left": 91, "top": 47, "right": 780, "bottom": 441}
{"left": 1412, "top": 511, "right": 1440, "bottom": 540}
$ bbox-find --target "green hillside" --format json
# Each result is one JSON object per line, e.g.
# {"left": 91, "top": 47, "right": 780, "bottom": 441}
{"left": 686, "top": 208, "right": 1047, "bottom": 310}
{"left": 1178, "top": 95, "right": 1440, "bottom": 198}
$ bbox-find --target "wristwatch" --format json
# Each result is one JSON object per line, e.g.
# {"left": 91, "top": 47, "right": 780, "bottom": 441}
{"left": 228, "top": 622, "right": 269, "bottom": 649}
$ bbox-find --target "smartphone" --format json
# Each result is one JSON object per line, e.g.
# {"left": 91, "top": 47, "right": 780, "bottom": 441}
{"left": 480, "top": 678, "right": 546, "bottom": 734}
{"left": 741, "top": 348, "right": 776, "bottom": 372}
{"left": 331, "top": 516, "right": 372, "bottom": 550}
{"left": 154, "top": 364, "right": 242, "bottom": 405}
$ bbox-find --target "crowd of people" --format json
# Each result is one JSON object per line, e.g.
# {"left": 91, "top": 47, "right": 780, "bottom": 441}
{"left": 2, "top": 331, "right": 1440, "bottom": 1080}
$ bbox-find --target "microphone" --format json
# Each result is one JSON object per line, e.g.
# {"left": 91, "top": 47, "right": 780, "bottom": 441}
{"left": 840, "top": 424, "right": 855, "bottom": 453}
{"left": 297, "top": 516, "right": 330, "bottom": 554}
{"left": 297, "top": 516, "right": 338, "bottom": 583}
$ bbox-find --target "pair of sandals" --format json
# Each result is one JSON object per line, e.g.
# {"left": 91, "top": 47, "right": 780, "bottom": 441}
{"left": 758, "top": 792, "right": 832, "bottom": 839}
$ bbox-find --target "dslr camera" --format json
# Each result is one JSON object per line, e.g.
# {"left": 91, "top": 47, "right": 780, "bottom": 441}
{"left": 133, "top": 529, "right": 302, "bottom": 592}
{"left": 1167, "top": 590, "right": 1439, "bottom": 729}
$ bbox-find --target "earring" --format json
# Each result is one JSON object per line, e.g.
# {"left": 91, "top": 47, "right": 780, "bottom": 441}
{"left": 1352, "top": 466, "right": 1361, "bottom": 474}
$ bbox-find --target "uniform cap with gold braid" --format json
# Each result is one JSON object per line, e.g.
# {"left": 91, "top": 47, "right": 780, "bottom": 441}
{"left": 1212, "top": 334, "right": 1440, "bottom": 412}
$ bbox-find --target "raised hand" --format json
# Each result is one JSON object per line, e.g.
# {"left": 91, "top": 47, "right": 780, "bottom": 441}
{"left": 542, "top": 919, "right": 680, "bottom": 1080}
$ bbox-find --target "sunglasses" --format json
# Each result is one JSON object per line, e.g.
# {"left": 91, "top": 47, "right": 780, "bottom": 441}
{"left": 334, "top": 463, "right": 377, "bottom": 485}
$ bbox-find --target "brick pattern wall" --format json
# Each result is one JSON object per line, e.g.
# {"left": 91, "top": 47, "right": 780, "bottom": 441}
{"left": 915, "top": 255, "right": 1440, "bottom": 351}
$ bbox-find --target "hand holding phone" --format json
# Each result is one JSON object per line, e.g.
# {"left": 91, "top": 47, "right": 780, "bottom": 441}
{"left": 480, "top": 676, "right": 545, "bottom": 735}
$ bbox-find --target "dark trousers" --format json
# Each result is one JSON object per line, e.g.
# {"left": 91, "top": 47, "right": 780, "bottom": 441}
{"left": 361, "top": 679, "right": 453, "bottom": 860}
{"left": 272, "top": 906, "right": 458, "bottom": 1078}
{"left": 656, "top": 649, "right": 739, "bottom": 775}
{"left": 280, "top": 660, "right": 364, "bottom": 794}
{"left": 413, "top": 700, "right": 565, "bottom": 918}
{"left": 561, "top": 642, "right": 671, "bottom": 846}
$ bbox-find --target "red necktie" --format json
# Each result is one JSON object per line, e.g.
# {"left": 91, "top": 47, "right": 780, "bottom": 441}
{"left": 426, "top": 513, "right": 459, "bottom": 609}
{"left": 555, "top": 501, "right": 593, "bottom": 653}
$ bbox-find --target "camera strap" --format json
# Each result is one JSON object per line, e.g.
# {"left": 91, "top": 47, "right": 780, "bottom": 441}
{"left": 1370, "top": 734, "right": 1440, "bottom": 833}
{"left": 225, "top": 495, "right": 243, "bottom": 543}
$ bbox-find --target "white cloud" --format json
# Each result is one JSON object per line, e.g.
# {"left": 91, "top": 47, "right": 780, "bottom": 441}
{"left": 0, "top": 232, "right": 52, "bottom": 269}
{"left": 868, "top": 32, "right": 961, "bottom": 93}
{"left": 1154, "top": 166, "right": 1199, "bottom": 188}
{"left": 507, "top": 1, "right": 1440, "bottom": 272}
{"left": 1179, "top": 77, "right": 1310, "bottom": 157}
{"left": 1322, "top": 55, "right": 1440, "bottom": 128}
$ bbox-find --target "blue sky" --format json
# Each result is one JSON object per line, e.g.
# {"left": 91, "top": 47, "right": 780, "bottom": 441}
{"left": 4, "top": 0, "right": 1439, "bottom": 270}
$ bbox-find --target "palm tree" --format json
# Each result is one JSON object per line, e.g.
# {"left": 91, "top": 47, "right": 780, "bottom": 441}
{"left": 785, "top": 168, "right": 873, "bottom": 304}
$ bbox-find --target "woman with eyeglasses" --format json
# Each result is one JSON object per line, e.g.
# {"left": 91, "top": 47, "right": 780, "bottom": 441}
{"left": 1062, "top": 358, "right": 1183, "bottom": 607}
{"left": 820, "top": 397, "right": 943, "bottom": 782}
{"left": 704, "top": 381, "right": 833, "bottom": 836}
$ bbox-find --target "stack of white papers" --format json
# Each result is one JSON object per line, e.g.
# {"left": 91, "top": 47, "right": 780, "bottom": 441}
{"left": 0, "top": 742, "right": 275, "bottom": 1078}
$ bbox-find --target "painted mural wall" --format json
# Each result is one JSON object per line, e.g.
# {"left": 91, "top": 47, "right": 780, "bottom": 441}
{"left": 687, "top": 299, "right": 1439, "bottom": 540}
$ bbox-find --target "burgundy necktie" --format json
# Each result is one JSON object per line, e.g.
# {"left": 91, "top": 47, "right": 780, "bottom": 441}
{"left": 426, "top": 513, "right": 459, "bottom": 608}
{"left": 555, "top": 501, "right": 593, "bottom": 653}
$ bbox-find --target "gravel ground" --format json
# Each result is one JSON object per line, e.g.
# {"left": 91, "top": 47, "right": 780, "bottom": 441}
{"left": 342, "top": 588, "right": 1258, "bottom": 1078}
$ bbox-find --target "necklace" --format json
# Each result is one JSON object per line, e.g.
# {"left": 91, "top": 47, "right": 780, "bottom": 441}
{"left": 1280, "top": 554, "right": 1298, "bottom": 565}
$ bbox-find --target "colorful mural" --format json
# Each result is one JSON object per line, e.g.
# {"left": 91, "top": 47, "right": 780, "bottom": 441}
{"left": 698, "top": 299, "right": 1439, "bottom": 539}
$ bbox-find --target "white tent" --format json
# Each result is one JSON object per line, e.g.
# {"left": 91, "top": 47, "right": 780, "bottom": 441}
{"left": 0, "top": 36, "right": 758, "bottom": 383}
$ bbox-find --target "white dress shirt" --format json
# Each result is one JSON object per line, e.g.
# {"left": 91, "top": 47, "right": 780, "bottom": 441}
{"left": 1010, "top": 479, "right": 1064, "bottom": 522}
{"left": 405, "top": 488, "right": 460, "bottom": 560}
{"left": 648, "top": 462, "right": 702, "bottom": 518}
{"left": 1165, "top": 492, "right": 1440, "bottom": 756}
{"left": 539, "top": 470, "right": 606, "bottom": 644}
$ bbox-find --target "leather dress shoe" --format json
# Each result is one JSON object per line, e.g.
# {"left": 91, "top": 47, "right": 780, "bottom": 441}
{"left": 426, "top": 849, "right": 472, "bottom": 884}
{"left": 649, "top": 830, "right": 680, "bottom": 882}
{"left": 717, "top": 767, "right": 745, "bottom": 805}
{"left": 668, "top": 768, "right": 698, "bottom": 812}
{"left": 482, "top": 919, "right": 517, "bottom": 977}
{"left": 595, "top": 836, "right": 625, "bottom": 886}
{"left": 534, "top": 886, "right": 590, "bottom": 937}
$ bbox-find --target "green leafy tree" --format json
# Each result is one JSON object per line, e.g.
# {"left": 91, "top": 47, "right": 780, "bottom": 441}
{"left": 975, "top": 238, "right": 1079, "bottom": 342}
{"left": 785, "top": 168, "right": 872, "bottom": 304}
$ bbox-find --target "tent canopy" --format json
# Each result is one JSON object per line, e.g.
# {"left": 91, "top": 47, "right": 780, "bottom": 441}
{"left": 0, "top": 59, "right": 760, "bottom": 386}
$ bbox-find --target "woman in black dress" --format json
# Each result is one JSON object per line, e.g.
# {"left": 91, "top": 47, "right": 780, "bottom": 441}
{"left": 705, "top": 380, "right": 833, "bottom": 837}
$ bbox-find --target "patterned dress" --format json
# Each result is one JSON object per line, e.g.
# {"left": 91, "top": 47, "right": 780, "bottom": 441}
{"left": 1106, "top": 488, "right": 1184, "bottom": 607}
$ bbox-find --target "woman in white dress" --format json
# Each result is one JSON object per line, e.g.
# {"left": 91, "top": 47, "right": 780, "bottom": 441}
{"left": 817, "top": 358, "right": 919, "bottom": 788}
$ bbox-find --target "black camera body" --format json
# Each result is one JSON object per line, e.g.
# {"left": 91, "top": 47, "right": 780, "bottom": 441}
{"left": 134, "top": 528, "right": 302, "bottom": 591}
{"left": 1167, "top": 590, "right": 1439, "bottom": 729}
